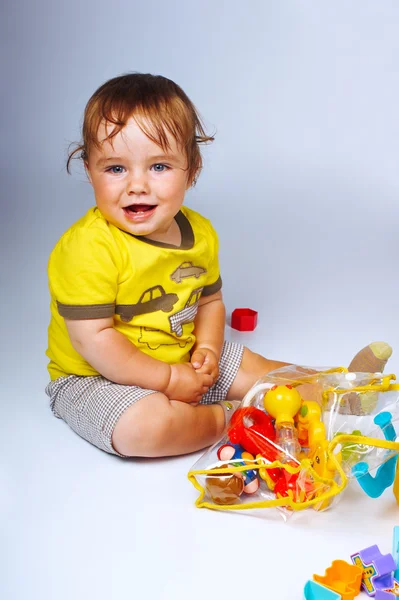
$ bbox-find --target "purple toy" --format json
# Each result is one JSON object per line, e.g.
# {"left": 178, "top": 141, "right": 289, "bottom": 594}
{"left": 375, "top": 591, "right": 395, "bottom": 600}
{"left": 351, "top": 545, "right": 396, "bottom": 595}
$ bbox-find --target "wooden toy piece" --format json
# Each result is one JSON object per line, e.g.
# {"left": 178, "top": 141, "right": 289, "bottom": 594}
{"left": 343, "top": 342, "right": 393, "bottom": 415}
{"left": 348, "top": 342, "right": 392, "bottom": 374}
{"left": 231, "top": 308, "right": 258, "bottom": 331}
{"left": 205, "top": 465, "right": 244, "bottom": 505}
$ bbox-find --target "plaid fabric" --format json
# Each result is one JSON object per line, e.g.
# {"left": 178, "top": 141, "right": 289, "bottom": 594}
{"left": 199, "top": 342, "right": 244, "bottom": 404}
{"left": 45, "top": 341, "right": 244, "bottom": 456}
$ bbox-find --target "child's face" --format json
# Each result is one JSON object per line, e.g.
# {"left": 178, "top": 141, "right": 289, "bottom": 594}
{"left": 86, "top": 117, "right": 191, "bottom": 241}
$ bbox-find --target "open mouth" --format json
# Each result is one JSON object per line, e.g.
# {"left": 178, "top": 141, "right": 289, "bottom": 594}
{"left": 123, "top": 204, "right": 156, "bottom": 214}
{"left": 122, "top": 204, "right": 157, "bottom": 222}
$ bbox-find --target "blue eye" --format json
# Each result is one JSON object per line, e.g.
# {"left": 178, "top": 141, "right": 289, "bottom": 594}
{"left": 152, "top": 163, "right": 168, "bottom": 172}
{"left": 108, "top": 165, "right": 125, "bottom": 174}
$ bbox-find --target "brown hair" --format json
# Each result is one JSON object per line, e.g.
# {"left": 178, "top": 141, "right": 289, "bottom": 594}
{"left": 67, "top": 73, "right": 214, "bottom": 185}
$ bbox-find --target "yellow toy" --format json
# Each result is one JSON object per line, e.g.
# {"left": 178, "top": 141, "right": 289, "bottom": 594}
{"left": 296, "top": 401, "right": 323, "bottom": 449}
{"left": 188, "top": 368, "right": 399, "bottom": 516}
{"left": 263, "top": 384, "right": 302, "bottom": 425}
{"left": 263, "top": 389, "right": 342, "bottom": 509}
{"left": 263, "top": 385, "right": 302, "bottom": 460}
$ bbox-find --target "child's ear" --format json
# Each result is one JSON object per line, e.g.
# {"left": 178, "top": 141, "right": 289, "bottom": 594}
{"left": 84, "top": 162, "right": 93, "bottom": 184}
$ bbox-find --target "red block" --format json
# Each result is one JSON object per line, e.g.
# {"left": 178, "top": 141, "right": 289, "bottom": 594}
{"left": 231, "top": 308, "right": 258, "bottom": 331}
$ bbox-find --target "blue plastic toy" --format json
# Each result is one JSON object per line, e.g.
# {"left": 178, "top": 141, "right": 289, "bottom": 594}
{"left": 303, "top": 580, "right": 341, "bottom": 600}
{"left": 392, "top": 526, "right": 399, "bottom": 584}
{"left": 352, "top": 412, "right": 398, "bottom": 498}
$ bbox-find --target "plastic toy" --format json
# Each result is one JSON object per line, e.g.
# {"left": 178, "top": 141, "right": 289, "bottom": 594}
{"left": 303, "top": 527, "right": 399, "bottom": 599}
{"left": 303, "top": 580, "right": 342, "bottom": 599}
{"left": 220, "top": 405, "right": 312, "bottom": 503}
{"left": 297, "top": 401, "right": 324, "bottom": 448}
{"left": 381, "top": 580, "right": 399, "bottom": 596}
{"left": 188, "top": 368, "right": 399, "bottom": 515}
{"left": 352, "top": 412, "right": 398, "bottom": 498}
{"left": 261, "top": 387, "right": 342, "bottom": 505}
{"left": 262, "top": 388, "right": 339, "bottom": 507}
{"left": 229, "top": 402, "right": 308, "bottom": 501}
{"left": 204, "top": 442, "right": 260, "bottom": 506}
{"left": 309, "top": 434, "right": 342, "bottom": 511}
{"left": 374, "top": 591, "right": 396, "bottom": 599}
{"left": 228, "top": 406, "right": 276, "bottom": 458}
{"left": 217, "top": 443, "right": 259, "bottom": 494}
{"left": 231, "top": 308, "right": 258, "bottom": 331}
{"left": 392, "top": 526, "right": 399, "bottom": 581}
{"left": 393, "top": 461, "right": 399, "bottom": 505}
{"left": 273, "top": 465, "right": 314, "bottom": 502}
{"left": 351, "top": 545, "right": 397, "bottom": 595}
{"left": 255, "top": 446, "right": 312, "bottom": 501}
{"left": 333, "top": 430, "right": 367, "bottom": 467}
{"left": 204, "top": 465, "right": 244, "bottom": 505}
{"left": 227, "top": 406, "right": 283, "bottom": 488}
{"left": 264, "top": 384, "right": 302, "bottom": 460}
{"left": 313, "top": 560, "right": 362, "bottom": 600}
{"left": 296, "top": 399, "right": 343, "bottom": 510}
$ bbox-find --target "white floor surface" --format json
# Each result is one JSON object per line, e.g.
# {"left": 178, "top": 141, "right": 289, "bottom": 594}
{"left": 4, "top": 321, "right": 399, "bottom": 600}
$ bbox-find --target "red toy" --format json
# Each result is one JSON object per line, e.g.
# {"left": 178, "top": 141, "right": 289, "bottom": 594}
{"left": 228, "top": 406, "right": 276, "bottom": 458}
{"left": 228, "top": 406, "right": 313, "bottom": 502}
{"left": 231, "top": 308, "right": 258, "bottom": 331}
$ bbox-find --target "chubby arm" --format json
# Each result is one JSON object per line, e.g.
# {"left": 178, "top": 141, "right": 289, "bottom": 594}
{"left": 191, "top": 290, "right": 226, "bottom": 380}
{"left": 65, "top": 317, "right": 212, "bottom": 403}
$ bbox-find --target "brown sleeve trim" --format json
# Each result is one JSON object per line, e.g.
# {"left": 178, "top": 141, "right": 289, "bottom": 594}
{"left": 57, "top": 301, "right": 115, "bottom": 320}
{"left": 201, "top": 276, "right": 222, "bottom": 297}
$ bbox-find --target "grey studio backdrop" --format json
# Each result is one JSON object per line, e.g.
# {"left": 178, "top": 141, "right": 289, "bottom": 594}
{"left": 2, "top": 0, "right": 399, "bottom": 378}
{"left": 2, "top": 2, "right": 399, "bottom": 599}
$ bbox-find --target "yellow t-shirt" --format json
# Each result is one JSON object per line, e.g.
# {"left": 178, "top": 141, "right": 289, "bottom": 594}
{"left": 46, "top": 206, "right": 222, "bottom": 380}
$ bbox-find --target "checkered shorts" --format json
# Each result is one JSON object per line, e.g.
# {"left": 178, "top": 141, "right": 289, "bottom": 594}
{"left": 45, "top": 341, "right": 244, "bottom": 456}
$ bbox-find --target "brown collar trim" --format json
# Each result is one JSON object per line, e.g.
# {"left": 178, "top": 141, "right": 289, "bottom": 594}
{"left": 129, "top": 211, "right": 194, "bottom": 250}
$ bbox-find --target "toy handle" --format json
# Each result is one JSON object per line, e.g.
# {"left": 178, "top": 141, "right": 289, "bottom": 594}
{"left": 241, "top": 382, "right": 272, "bottom": 407}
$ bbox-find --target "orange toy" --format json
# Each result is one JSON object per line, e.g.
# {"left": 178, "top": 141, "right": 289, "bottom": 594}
{"left": 313, "top": 560, "right": 363, "bottom": 600}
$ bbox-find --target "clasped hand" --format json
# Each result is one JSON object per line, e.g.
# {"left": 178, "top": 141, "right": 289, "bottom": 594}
{"left": 165, "top": 347, "right": 219, "bottom": 404}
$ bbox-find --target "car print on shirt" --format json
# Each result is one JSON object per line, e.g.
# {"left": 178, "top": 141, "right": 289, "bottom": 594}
{"left": 115, "top": 285, "right": 178, "bottom": 323}
{"left": 170, "top": 262, "right": 207, "bottom": 284}
{"left": 168, "top": 288, "right": 203, "bottom": 337}
{"left": 138, "top": 327, "right": 193, "bottom": 351}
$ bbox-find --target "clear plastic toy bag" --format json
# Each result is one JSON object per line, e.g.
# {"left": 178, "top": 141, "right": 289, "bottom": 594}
{"left": 188, "top": 366, "right": 399, "bottom": 520}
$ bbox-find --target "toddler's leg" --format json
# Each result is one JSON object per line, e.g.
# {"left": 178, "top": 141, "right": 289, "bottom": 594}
{"left": 112, "top": 392, "right": 236, "bottom": 457}
{"left": 112, "top": 342, "right": 393, "bottom": 455}
{"left": 226, "top": 348, "right": 289, "bottom": 400}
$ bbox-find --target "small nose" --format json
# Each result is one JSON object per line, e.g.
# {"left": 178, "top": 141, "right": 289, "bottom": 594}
{"left": 127, "top": 170, "right": 150, "bottom": 195}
